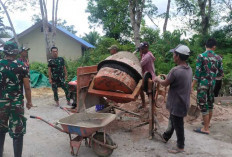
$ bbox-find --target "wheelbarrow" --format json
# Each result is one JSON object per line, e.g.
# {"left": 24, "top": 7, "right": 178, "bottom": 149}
{"left": 30, "top": 112, "right": 117, "bottom": 156}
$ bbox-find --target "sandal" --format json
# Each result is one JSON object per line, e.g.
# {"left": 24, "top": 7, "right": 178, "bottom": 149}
{"left": 168, "top": 147, "right": 184, "bottom": 154}
{"left": 193, "top": 128, "right": 209, "bottom": 135}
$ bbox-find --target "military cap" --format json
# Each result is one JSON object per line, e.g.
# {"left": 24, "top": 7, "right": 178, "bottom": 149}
{"left": 108, "top": 45, "right": 118, "bottom": 50}
{"left": 3, "top": 41, "right": 19, "bottom": 55}
{"left": 20, "top": 46, "right": 30, "bottom": 53}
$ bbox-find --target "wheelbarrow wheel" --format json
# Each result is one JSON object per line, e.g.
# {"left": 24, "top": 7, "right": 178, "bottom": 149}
{"left": 91, "top": 132, "right": 114, "bottom": 157}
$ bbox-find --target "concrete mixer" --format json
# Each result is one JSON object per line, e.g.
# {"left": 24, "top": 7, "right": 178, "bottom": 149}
{"left": 69, "top": 51, "right": 159, "bottom": 139}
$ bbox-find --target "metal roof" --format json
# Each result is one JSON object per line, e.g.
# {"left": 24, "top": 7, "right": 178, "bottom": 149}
{"left": 16, "top": 21, "right": 95, "bottom": 48}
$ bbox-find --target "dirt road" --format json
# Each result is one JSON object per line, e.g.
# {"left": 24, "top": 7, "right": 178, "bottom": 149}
{"left": 2, "top": 88, "right": 232, "bottom": 157}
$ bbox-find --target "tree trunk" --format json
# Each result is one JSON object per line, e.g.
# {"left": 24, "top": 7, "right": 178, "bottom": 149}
{"left": 39, "top": 0, "right": 51, "bottom": 61}
{"left": 163, "top": 0, "right": 171, "bottom": 33}
{"left": 51, "top": 0, "right": 59, "bottom": 47}
{"left": 0, "top": 0, "right": 20, "bottom": 48}
{"left": 128, "top": 0, "right": 145, "bottom": 47}
{"left": 198, "top": 0, "right": 209, "bottom": 36}
{"left": 52, "top": 0, "right": 55, "bottom": 43}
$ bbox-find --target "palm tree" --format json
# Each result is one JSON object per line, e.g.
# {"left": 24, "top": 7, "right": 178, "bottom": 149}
{"left": 82, "top": 31, "right": 100, "bottom": 46}
{"left": 0, "top": 17, "right": 11, "bottom": 38}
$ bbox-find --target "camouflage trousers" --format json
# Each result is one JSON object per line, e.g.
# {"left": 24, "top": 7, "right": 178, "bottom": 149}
{"left": 52, "top": 81, "right": 70, "bottom": 102}
{"left": 0, "top": 100, "right": 26, "bottom": 138}
{"left": 197, "top": 85, "right": 214, "bottom": 115}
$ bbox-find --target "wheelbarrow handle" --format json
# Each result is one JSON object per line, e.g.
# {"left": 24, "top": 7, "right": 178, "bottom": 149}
{"left": 30, "top": 115, "right": 65, "bottom": 133}
{"left": 30, "top": 115, "right": 38, "bottom": 119}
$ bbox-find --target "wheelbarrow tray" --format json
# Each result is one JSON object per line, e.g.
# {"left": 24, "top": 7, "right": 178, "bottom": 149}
{"left": 58, "top": 113, "right": 116, "bottom": 137}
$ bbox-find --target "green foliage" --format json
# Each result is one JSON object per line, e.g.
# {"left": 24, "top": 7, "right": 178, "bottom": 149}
{"left": 30, "top": 62, "right": 48, "bottom": 76}
{"left": 82, "top": 31, "right": 100, "bottom": 46}
{"left": 0, "top": 51, "right": 4, "bottom": 59}
{"left": 141, "top": 30, "right": 189, "bottom": 75}
{"left": 56, "top": 19, "right": 77, "bottom": 35}
{"left": 140, "top": 25, "right": 160, "bottom": 44}
{"left": 86, "top": 0, "right": 131, "bottom": 40}
{"left": 86, "top": 0, "right": 157, "bottom": 42}
{"left": 2, "top": 0, "right": 38, "bottom": 12}
{"left": 31, "top": 25, "right": 232, "bottom": 95}
{"left": 0, "top": 16, "right": 11, "bottom": 38}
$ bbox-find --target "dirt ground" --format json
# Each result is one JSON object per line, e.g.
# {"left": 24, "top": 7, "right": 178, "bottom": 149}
{"left": 3, "top": 88, "right": 232, "bottom": 157}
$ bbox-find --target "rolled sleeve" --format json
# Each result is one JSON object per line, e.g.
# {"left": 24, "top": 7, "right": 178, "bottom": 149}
{"left": 193, "top": 55, "right": 202, "bottom": 81}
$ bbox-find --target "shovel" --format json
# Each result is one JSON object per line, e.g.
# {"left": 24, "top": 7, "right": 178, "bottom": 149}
{"left": 188, "top": 93, "right": 201, "bottom": 118}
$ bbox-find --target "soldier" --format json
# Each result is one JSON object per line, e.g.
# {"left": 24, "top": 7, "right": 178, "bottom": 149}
{"left": 0, "top": 41, "right": 32, "bottom": 157}
{"left": 192, "top": 38, "right": 223, "bottom": 134}
{"left": 48, "top": 46, "right": 70, "bottom": 106}
{"left": 17, "top": 47, "right": 30, "bottom": 72}
{"left": 108, "top": 45, "right": 118, "bottom": 55}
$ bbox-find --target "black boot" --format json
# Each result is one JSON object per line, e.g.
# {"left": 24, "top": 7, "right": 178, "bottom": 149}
{"left": 13, "top": 135, "right": 23, "bottom": 157}
{"left": 0, "top": 133, "right": 6, "bottom": 157}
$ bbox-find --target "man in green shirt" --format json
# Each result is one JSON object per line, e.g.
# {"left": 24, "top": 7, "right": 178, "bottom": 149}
{"left": 48, "top": 47, "right": 70, "bottom": 106}
{"left": 192, "top": 38, "right": 223, "bottom": 134}
{"left": 0, "top": 41, "right": 32, "bottom": 157}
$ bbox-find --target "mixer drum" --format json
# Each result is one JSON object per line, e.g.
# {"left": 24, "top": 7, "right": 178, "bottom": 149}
{"left": 93, "top": 51, "right": 142, "bottom": 97}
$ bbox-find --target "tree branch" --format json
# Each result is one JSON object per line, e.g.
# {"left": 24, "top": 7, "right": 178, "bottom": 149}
{"left": 0, "top": 0, "right": 20, "bottom": 48}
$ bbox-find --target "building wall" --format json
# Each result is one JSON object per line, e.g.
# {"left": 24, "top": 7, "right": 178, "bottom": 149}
{"left": 18, "top": 26, "right": 83, "bottom": 63}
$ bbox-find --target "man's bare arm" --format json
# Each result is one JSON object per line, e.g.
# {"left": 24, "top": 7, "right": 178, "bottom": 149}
{"left": 154, "top": 77, "right": 170, "bottom": 87}
{"left": 23, "top": 78, "right": 32, "bottom": 109}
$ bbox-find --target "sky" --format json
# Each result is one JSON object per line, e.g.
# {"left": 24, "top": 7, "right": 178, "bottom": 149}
{"left": 1, "top": 0, "right": 178, "bottom": 38}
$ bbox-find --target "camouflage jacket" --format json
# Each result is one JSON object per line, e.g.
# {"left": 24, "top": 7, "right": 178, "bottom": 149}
{"left": 17, "top": 58, "right": 30, "bottom": 72}
{"left": 0, "top": 51, "right": 5, "bottom": 59}
{"left": 193, "top": 50, "right": 223, "bottom": 87}
{"left": 0, "top": 59, "right": 29, "bottom": 101}
{"left": 48, "top": 57, "right": 66, "bottom": 82}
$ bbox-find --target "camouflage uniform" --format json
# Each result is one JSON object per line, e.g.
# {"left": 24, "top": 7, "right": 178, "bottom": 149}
{"left": 0, "top": 51, "right": 4, "bottom": 59}
{"left": 48, "top": 57, "right": 70, "bottom": 101}
{"left": 0, "top": 59, "right": 29, "bottom": 138}
{"left": 193, "top": 50, "right": 223, "bottom": 114}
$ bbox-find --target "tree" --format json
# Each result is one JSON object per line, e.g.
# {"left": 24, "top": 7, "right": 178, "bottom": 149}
{"left": 0, "top": 0, "right": 37, "bottom": 47}
{"left": 86, "top": 0, "right": 157, "bottom": 46}
{"left": 218, "top": 0, "right": 232, "bottom": 34}
{"left": 0, "top": 0, "right": 19, "bottom": 47}
{"left": 86, "top": 0, "right": 131, "bottom": 41}
{"left": 0, "top": 16, "right": 11, "bottom": 38}
{"left": 56, "top": 19, "right": 77, "bottom": 35}
{"left": 175, "top": 0, "right": 213, "bottom": 36}
{"left": 140, "top": 22, "right": 160, "bottom": 44}
{"left": 39, "top": 0, "right": 59, "bottom": 61}
{"left": 128, "top": 0, "right": 158, "bottom": 47}
{"left": 163, "top": 0, "right": 171, "bottom": 33}
{"left": 198, "top": 0, "right": 212, "bottom": 36}
{"left": 128, "top": 0, "right": 145, "bottom": 47}
{"left": 82, "top": 31, "right": 100, "bottom": 46}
